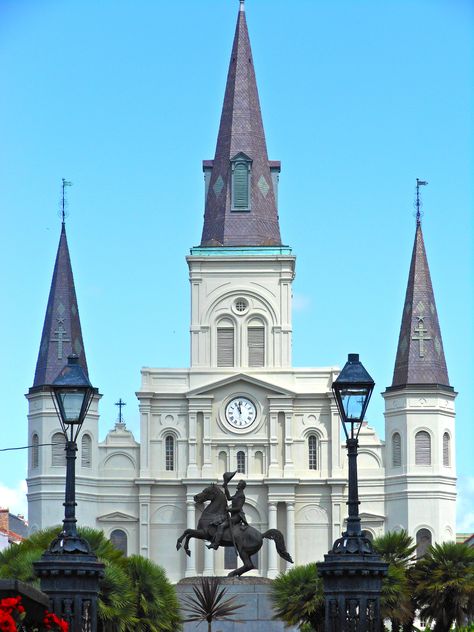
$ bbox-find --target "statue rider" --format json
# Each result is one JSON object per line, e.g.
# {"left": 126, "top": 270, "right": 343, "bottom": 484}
{"left": 207, "top": 471, "right": 248, "bottom": 550}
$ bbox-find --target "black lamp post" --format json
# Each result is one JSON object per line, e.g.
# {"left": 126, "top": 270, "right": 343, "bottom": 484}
{"left": 34, "top": 355, "right": 104, "bottom": 632}
{"left": 332, "top": 353, "right": 374, "bottom": 553}
{"left": 317, "top": 354, "right": 388, "bottom": 632}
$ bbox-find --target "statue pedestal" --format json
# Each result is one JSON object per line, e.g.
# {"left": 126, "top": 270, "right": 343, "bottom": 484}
{"left": 176, "top": 576, "right": 298, "bottom": 632}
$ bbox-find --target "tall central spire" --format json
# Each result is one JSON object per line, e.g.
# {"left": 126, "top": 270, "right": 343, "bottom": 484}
{"left": 200, "top": 2, "right": 281, "bottom": 247}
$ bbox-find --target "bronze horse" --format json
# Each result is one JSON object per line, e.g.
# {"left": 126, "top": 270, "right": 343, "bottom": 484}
{"left": 176, "top": 483, "right": 293, "bottom": 577}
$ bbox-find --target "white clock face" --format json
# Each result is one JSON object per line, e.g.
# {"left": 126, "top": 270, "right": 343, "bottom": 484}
{"left": 225, "top": 397, "right": 257, "bottom": 429}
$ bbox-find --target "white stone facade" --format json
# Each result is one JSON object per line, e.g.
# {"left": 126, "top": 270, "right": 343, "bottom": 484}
{"left": 26, "top": 246, "right": 456, "bottom": 583}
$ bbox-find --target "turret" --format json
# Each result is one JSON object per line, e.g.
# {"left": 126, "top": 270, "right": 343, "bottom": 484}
{"left": 383, "top": 187, "right": 456, "bottom": 553}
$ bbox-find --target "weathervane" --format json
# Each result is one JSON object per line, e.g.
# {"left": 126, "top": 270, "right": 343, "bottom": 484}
{"left": 60, "top": 178, "right": 73, "bottom": 223}
{"left": 415, "top": 178, "right": 428, "bottom": 225}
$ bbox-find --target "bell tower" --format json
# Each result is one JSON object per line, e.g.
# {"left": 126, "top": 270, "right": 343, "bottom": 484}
{"left": 26, "top": 219, "right": 100, "bottom": 532}
{"left": 383, "top": 195, "right": 456, "bottom": 550}
{"left": 187, "top": 0, "right": 295, "bottom": 372}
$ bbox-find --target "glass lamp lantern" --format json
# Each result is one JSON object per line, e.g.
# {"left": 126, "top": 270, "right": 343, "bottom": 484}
{"left": 332, "top": 353, "right": 375, "bottom": 440}
{"left": 51, "top": 354, "right": 94, "bottom": 437}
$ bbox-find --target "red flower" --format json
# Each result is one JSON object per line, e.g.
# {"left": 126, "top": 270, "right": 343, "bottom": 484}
{"left": 43, "top": 610, "right": 69, "bottom": 631}
{"left": 0, "top": 597, "right": 23, "bottom": 615}
{"left": 0, "top": 610, "right": 16, "bottom": 632}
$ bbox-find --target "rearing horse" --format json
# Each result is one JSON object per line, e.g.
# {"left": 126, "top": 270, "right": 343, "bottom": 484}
{"left": 176, "top": 483, "right": 293, "bottom": 577}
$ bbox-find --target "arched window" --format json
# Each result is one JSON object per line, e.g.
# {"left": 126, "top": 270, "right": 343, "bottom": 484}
{"left": 237, "top": 450, "right": 246, "bottom": 474}
{"left": 416, "top": 528, "right": 432, "bottom": 558}
{"left": 254, "top": 450, "right": 264, "bottom": 475}
{"left": 217, "top": 319, "right": 234, "bottom": 367}
{"left": 218, "top": 451, "right": 228, "bottom": 473}
{"left": 231, "top": 159, "right": 251, "bottom": 210}
{"left": 110, "top": 529, "right": 127, "bottom": 555}
{"left": 31, "top": 434, "right": 39, "bottom": 469}
{"left": 392, "top": 432, "right": 401, "bottom": 467}
{"left": 248, "top": 319, "right": 265, "bottom": 367}
{"left": 308, "top": 435, "right": 317, "bottom": 470}
{"left": 81, "top": 434, "right": 92, "bottom": 468}
{"left": 361, "top": 530, "right": 374, "bottom": 542}
{"left": 51, "top": 432, "right": 66, "bottom": 467}
{"left": 443, "top": 432, "right": 450, "bottom": 467}
{"left": 415, "top": 431, "right": 431, "bottom": 465}
{"left": 165, "top": 435, "right": 175, "bottom": 471}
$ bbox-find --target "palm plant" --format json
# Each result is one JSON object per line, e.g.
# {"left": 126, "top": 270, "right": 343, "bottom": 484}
{"left": 373, "top": 530, "right": 416, "bottom": 567}
{"left": 270, "top": 563, "right": 324, "bottom": 631}
{"left": 181, "top": 576, "right": 243, "bottom": 632}
{"left": 412, "top": 542, "right": 474, "bottom": 632}
{"left": 0, "top": 526, "right": 181, "bottom": 632}
{"left": 373, "top": 530, "right": 417, "bottom": 631}
{"left": 124, "top": 555, "right": 181, "bottom": 632}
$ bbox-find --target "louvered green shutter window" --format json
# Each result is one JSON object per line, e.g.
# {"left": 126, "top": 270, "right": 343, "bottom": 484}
{"left": 32, "top": 434, "right": 39, "bottom": 469}
{"left": 248, "top": 327, "right": 264, "bottom": 367}
{"left": 308, "top": 435, "right": 317, "bottom": 470}
{"left": 52, "top": 432, "right": 66, "bottom": 466}
{"left": 110, "top": 529, "right": 128, "bottom": 555}
{"left": 443, "top": 432, "right": 450, "bottom": 467}
{"left": 232, "top": 162, "right": 249, "bottom": 209}
{"left": 415, "top": 431, "right": 431, "bottom": 465}
{"left": 165, "top": 435, "right": 175, "bottom": 471}
{"left": 81, "top": 434, "right": 92, "bottom": 468}
{"left": 225, "top": 546, "right": 237, "bottom": 569}
{"left": 217, "top": 328, "right": 234, "bottom": 367}
{"left": 392, "top": 432, "right": 401, "bottom": 467}
{"left": 237, "top": 450, "right": 246, "bottom": 474}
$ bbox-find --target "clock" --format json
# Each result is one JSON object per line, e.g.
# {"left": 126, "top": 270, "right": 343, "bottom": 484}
{"left": 225, "top": 397, "right": 257, "bottom": 429}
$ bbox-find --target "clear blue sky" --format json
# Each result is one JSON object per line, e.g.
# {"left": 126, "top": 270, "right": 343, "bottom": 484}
{"left": 0, "top": 0, "right": 472, "bottom": 530}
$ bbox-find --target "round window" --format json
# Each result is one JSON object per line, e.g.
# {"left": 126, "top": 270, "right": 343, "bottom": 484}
{"left": 234, "top": 298, "right": 248, "bottom": 313}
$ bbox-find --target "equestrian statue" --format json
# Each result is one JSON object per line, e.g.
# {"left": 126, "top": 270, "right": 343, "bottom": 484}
{"left": 176, "top": 471, "right": 293, "bottom": 577}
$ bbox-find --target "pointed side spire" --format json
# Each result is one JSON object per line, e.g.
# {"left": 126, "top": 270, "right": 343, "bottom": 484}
{"left": 32, "top": 223, "right": 88, "bottom": 388}
{"left": 391, "top": 221, "right": 450, "bottom": 389}
{"left": 200, "top": 2, "right": 281, "bottom": 247}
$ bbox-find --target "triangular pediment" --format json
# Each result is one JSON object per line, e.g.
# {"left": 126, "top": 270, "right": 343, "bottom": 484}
{"left": 359, "top": 512, "right": 386, "bottom": 522}
{"left": 187, "top": 373, "right": 295, "bottom": 398}
{"left": 97, "top": 511, "right": 138, "bottom": 523}
{"left": 231, "top": 151, "right": 252, "bottom": 163}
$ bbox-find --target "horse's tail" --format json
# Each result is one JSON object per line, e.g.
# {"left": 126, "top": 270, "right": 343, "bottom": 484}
{"left": 262, "top": 529, "right": 293, "bottom": 564}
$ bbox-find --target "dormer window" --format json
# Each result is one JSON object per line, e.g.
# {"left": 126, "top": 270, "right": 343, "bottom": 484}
{"left": 231, "top": 153, "right": 252, "bottom": 211}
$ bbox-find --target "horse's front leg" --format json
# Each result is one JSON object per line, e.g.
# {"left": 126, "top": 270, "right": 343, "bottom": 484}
{"left": 181, "top": 529, "right": 208, "bottom": 557}
{"left": 176, "top": 529, "right": 194, "bottom": 551}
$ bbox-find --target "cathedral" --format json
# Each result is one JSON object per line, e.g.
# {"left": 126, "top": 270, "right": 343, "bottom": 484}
{"left": 26, "top": 2, "right": 456, "bottom": 583}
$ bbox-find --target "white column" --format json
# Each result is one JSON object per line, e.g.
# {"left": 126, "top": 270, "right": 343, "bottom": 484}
{"left": 185, "top": 499, "right": 196, "bottom": 577}
{"left": 268, "top": 413, "right": 279, "bottom": 476}
{"left": 283, "top": 411, "right": 295, "bottom": 476}
{"left": 267, "top": 502, "right": 278, "bottom": 578}
{"left": 139, "top": 500, "right": 150, "bottom": 558}
{"left": 203, "top": 545, "right": 214, "bottom": 576}
{"left": 187, "top": 413, "right": 199, "bottom": 478}
{"left": 286, "top": 502, "right": 295, "bottom": 570}
{"left": 330, "top": 402, "right": 341, "bottom": 475}
{"left": 202, "top": 412, "right": 213, "bottom": 477}
{"left": 140, "top": 409, "right": 151, "bottom": 477}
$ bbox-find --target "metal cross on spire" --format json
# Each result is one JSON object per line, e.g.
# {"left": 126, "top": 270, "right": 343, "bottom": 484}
{"left": 415, "top": 178, "right": 428, "bottom": 226}
{"left": 61, "top": 178, "right": 73, "bottom": 224}
{"left": 115, "top": 398, "right": 126, "bottom": 424}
